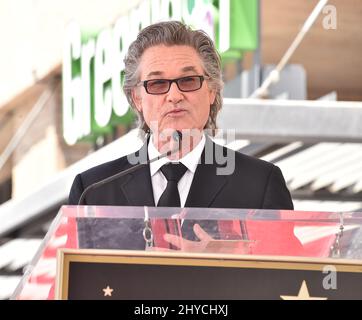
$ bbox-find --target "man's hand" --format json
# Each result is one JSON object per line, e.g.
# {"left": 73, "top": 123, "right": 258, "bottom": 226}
{"left": 163, "top": 223, "right": 254, "bottom": 254}
{"left": 163, "top": 223, "right": 214, "bottom": 252}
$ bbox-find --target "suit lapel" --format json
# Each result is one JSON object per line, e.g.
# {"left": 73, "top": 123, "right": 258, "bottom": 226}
{"left": 185, "top": 137, "right": 228, "bottom": 208}
{"left": 119, "top": 136, "right": 228, "bottom": 208}
{"left": 120, "top": 139, "right": 155, "bottom": 207}
{"left": 121, "top": 166, "right": 155, "bottom": 206}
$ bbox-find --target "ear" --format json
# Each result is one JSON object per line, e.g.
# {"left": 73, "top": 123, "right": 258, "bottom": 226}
{"left": 131, "top": 88, "right": 142, "bottom": 112}
{"left": 209, "top": 88, "right": 217, "bottom": 106}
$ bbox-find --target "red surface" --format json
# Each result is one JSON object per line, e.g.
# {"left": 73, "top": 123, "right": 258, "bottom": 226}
{"left": 16, "top": 209, "right": 338, "bottom": 299}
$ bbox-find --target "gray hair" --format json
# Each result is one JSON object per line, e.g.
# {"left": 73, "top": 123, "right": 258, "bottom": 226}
{"left": 123, "top": 21, "right": 223, "bottom": 136}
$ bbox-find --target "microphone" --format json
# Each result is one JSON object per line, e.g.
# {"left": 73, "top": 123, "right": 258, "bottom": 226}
{"left": 77, "top": 130, "right": 183, "bottom": 205}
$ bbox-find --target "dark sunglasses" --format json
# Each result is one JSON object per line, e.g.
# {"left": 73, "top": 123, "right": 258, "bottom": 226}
{"left": 138, "top": 75, "right": 207, "bottom": 95}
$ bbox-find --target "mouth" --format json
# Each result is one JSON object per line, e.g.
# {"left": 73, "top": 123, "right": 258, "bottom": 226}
{"left": 165, "top": 108, "right": 187, "bottom": 117}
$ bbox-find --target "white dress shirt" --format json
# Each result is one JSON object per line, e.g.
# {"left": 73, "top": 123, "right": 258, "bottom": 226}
{"left": 148, "top": 134, "right": 206, "bottom": 207}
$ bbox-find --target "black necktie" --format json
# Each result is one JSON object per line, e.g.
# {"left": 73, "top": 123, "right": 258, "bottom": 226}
{"left": 157, "top": 163, "right": 188, "bottom": 207}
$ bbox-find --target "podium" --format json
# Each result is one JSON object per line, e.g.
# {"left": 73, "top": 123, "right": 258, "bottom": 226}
{"left": 12, "top": 206, "right": 362, "bottom": 299}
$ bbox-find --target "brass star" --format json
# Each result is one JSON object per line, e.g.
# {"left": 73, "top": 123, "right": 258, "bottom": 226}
{"left": 280, "top": 281, "right": 327, "bottom": 300}
{"left": 102, "top": 285, "right": 114, "bottom": 297}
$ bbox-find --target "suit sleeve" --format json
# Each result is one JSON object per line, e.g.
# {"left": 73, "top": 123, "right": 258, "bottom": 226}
{"left": 68, "top": 174, "right": 85, "bottom": 205}
{"left": 261, "top": 165, "right": 294, "bottom": 210}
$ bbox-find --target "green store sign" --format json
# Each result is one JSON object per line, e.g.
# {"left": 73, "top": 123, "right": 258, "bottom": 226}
{"left": 62, "top": 0, "right": 257, "bottom": 145}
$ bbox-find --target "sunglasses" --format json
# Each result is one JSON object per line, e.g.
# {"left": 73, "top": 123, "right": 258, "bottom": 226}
{"left": 138, "top": 75, "right": 207, "bottom": 95}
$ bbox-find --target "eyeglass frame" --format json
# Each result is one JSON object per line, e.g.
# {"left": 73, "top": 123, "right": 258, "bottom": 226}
{"left": 136, "top": 75, "right": 209, "bottom": 95}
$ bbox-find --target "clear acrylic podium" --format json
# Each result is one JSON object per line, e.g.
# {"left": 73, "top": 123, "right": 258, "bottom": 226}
{"left": 12, "top": 206, "right": 362, "bottom": 299}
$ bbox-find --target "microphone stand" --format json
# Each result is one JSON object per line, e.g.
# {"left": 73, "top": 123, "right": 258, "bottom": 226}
{"left": 78, "top": 149, "right": 177, "bottom": 206}
{"left": 77, "top": 131, "right": 182, "bottom": 206}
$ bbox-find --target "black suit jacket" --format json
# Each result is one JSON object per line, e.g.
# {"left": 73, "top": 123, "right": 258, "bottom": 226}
{"left": 68, "top": 137, "right": 293, "bottom": 210}
{"left": 69, "top": 137, "right": 293, "bottom": 248}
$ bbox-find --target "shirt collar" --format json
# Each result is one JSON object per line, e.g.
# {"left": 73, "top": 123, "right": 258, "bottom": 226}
{"left": 148, "top": 133, "right": 206, "bottom": 176}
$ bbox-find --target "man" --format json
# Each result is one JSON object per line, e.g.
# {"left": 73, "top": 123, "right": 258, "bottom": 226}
{"left": 68, "top": 21, "right": 293, "bottom": 249}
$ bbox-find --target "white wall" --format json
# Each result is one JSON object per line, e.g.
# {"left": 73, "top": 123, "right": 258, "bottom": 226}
{"left": 0, "top": 0, "right": 140, "bottom": 108}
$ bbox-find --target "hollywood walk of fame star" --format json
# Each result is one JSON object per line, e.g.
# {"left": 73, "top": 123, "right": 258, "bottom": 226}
{"left": 280, "top": 280, "right": 327, "bottom": 300}
{"left": 102, "top": 285, "right": 114, "bottom": 297}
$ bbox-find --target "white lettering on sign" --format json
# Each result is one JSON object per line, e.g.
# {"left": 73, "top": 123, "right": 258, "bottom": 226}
{"left": 63, "top": 21, "right": 83, "bottom": 146}
{"left": 63, "top": 0, "right": 215, "bottom": 145}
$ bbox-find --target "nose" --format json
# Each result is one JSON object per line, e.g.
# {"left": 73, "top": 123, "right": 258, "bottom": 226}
{"left": 166, "top": 82, "right": 184, "bottom": 104}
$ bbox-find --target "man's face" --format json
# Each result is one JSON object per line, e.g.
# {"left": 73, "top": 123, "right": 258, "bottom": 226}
{"left": 132, "top": 45, "right": 216, "bottom": 135}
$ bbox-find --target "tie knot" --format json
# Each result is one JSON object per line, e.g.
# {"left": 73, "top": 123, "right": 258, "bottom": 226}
{"left": 160, "top": 163, "right": 187, "bottom": 182}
